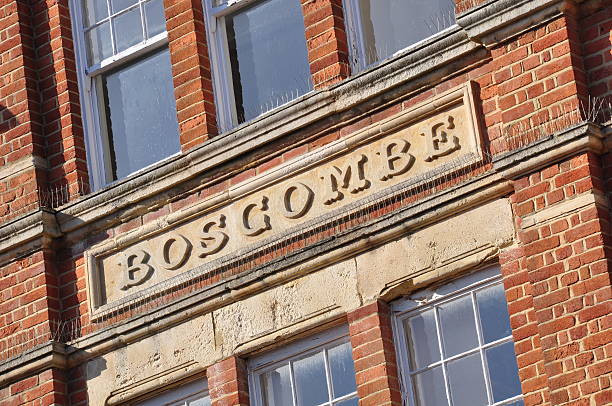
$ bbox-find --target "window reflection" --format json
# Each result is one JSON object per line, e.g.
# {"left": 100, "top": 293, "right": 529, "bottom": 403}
{"left": 101, "top": 48, "right": 180, "bottom": 180}
{"left": 357, "top": 0, "right": 456, "bottom": 66}
{"left": 225, "top": 0, "right": 312, "bottom": 124}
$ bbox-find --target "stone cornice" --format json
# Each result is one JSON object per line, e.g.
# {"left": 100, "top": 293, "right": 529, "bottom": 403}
{"left": 63, "top": 168, "right": 513, "bottom": 368}
{"left": 493, "top": 122, "right": 605, "bottom": 179}
{"left": 0, "top": 208, "right": 59, "bottom": 261}
{"left": 0, "top": 26, "right": 481, "bottom": 256}
{"left": 0, "top": 342, "right": 67, "bottom": 388}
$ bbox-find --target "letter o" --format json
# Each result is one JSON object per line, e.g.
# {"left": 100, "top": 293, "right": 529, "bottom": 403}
{"left": 282, "top": 182, "right": 314, "bottom": 219}
{"left": 160, "top": 233, "right": 192, "bottom": 270}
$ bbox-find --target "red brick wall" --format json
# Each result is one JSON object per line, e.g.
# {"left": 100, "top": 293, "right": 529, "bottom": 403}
{"left": 31, "top": 0, "right": 88, "bottom": 196}
{"left": 164, "top": 0, "right": 218, "bottom": 151}
{"left": 206, "top": 357, "right": 250, "bottom": 406}
{"left": 486, "top": 13, "right": 588, "bottom": 154}
{"left": 348, "top": 301, "right": 402, "bottom": 406}
{"left": 500, "top": 246, "right": 553, "bottom": 406}
{"left": 507, "top": 152, "right": 612, "bottom": 405}
{"left": 455, "top": 0, "right": 487, "bottom": 15}
{"left": 0, "top": 1, "right": 611, "bottom": 405}
{"left": 301, "top": 0, "right": 350, "bottom": 88}
{"left": 0, "top": 369, "right": 67, "bottom": 406}
{"left": 0, "top": 249, "right": 61, "bottom": 362}
{"left": 581, "top": 2, "right": 612, "bottom": 104}
{"left": 0, "top": 0, "right": 46, "bottom": 220}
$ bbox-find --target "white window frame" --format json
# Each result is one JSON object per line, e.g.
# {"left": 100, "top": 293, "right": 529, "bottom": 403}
{"left": 248, "top": 325, "right": 358, "bottom": 406}
{"left": 134, "top": 378, "right": 210, "bottom": 406}
{"left": 202, "top": 0, "right": 313, "bottom": 133}
{"left": 70, "top": 0, "right": 174, "bottom": 190}
{"left": 391, "top": 266, "right": 524, "bottom": 406}
{"left": 342, "top": 0, "right": 459, "bottom": 73}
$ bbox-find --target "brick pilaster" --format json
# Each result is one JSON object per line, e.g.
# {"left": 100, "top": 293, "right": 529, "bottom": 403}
{"left": 509, "top": 152, "right": 612, "bottom": 405}
{"left": 580, "top": 1, "right": 612, "bottom": 102}
{"left": 301, "top": 0, "right": 350, "bottom": 89}
{"left": 32, "top": 0, "right": 89, "bottom": 197}
{"left": 500, "top": 246, "right": 553, "bottom": 406}
{"left": 0, "top": 0, "right": 47, "bottom": 220}
{"left": 206, "top": 356, "right": 249, "bottom": 406}
{"left": 164, "top": 0, "right": 217, "bottom": 151}
{"left": 347, "top": 301, "right": 402, "bottom": 406}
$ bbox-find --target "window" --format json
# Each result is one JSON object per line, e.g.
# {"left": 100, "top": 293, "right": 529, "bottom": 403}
{"left": 72, "top": 0, "right": 181, "bottom": 188}
{"left": 344, "top": 0, "right": 457, "bottom": 70}
{"left": 204, "top": 0, "right": 313, "bottom": 132}
{"left": 249, "top": 326, "right": 358, "bottom": 406}
{"left": 134, "top": 379, "right": 210, "bottom": 406}
{"left": 392, "top": 266, "right": 523, "bottom": 406}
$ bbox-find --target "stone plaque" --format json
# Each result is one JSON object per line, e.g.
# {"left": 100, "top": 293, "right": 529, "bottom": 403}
{"left": 86, "top": 82, "right": 484, "bottom": 318}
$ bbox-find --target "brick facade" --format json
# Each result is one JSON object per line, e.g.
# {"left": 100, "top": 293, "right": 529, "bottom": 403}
{"left": 1, "top": 0, "right": 611, "bottom": 405}
{"left": 348, "top": 302, "right": 402, "bottom": 406}
{"left": 165, "top": 0, "right": 218, "bottom": 151}
{"left": 301, "top": 0, "right": 351, "bottom": 88}
{"left": 502, "top": 152, "right": 612, "bottom": 406}
{"left": 207, "top": 357, "right": 250, "bottom": 406}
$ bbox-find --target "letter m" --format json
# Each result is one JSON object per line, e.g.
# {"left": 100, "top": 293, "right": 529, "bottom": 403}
{"left": 321, "top": 154, "right": 370, "bottom": 205}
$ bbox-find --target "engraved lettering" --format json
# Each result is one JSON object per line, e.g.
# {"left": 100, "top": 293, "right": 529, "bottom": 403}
{"left": 377, "top": 138, "right": 415, "bottom": 181}
{"left": 119, "top": 250, "right": 154, "bottom": 291}
{"left": 199, "top": 214, "right": 229, "bottom": 258}
{"left": 160, "top": 233, "right": 192, "bottom": 270}
{"left": 321, "top": 154, "right": 370, "bottom": 205}
{"left": 241, "top": 196, "right": 271, "bottom": 236}
{"left": 421, "top": 116, "right": 460, "bottom": 162}
{"left": 282, "top": 183, "right": 314, "bottom": 219}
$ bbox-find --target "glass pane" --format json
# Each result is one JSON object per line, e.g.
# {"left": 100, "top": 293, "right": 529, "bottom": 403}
{"left": 111, "top": 0, "right": 139, "bottom": 13}
{"left": 113, "top": 7, "right": 144, "bottom": 53}
{"left": 188, "top": 395, "right": 211, "bottom": 406}
{"left": 486, "top": 342, "right": 522, "bottom": 403}
{"left": 145, "top": 0, "right": 166, "bottom": 37}
{"left": 477, "top": 284, "right": 512, "bottom": 343}
{"left": 503, "top": 400, "right": 524, "bottom": 406}
{"left": 335, "top": 398, "right": 359, "bottom": 406}
{"left": 260, "top": 364, "right": 293, "bottom": 406}
{"left": 438, "top": 294, "right": 478, "bottom": 357}
{"left": 83, "top": 0, "right": 109, "bottom": 26}
{"left": 329, "top": 342, "right": 357, "bottom": 398}
{"left": 413, "top": 366, "right": 447, "bottom": 406}
{"left": 404, "top": 309, "right": 440, "bottom": 370}
{"left": 447, "top": 352, "right": 488, "bottom": 406}
{"left": 86, "top": 22, "right": 113, "bottom": 65}
{"left": 358, "top": 0, "right": 456, "bottom": 65}
{"left": 101, "top": 47, "right": 180, "bottom": 180}
{"left": 293, "top": 352, "right": 329, "bottom": 406}
{"left": 225, "top": 0, "right": 312, "bottom": 124}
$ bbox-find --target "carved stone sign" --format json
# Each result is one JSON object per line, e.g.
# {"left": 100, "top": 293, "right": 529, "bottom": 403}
{"left": 86, "top": 83, "right": 484, "bottom": 317}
